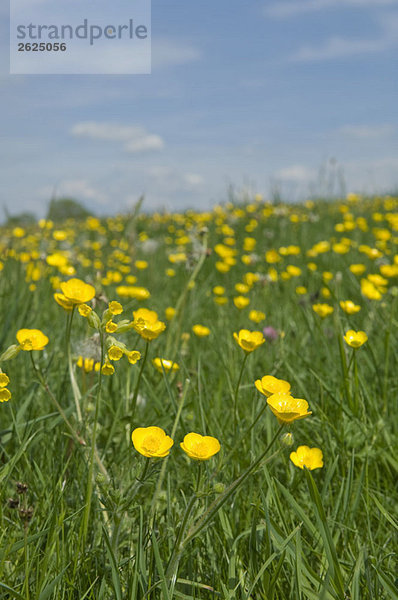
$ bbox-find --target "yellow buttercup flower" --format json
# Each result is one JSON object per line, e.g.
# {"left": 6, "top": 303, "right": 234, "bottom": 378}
{"left": 60, "top": 278, "right": 95, "bottom": 305}
{"left": 132, "top": 426, "right": 174, "bottom": 458}
{"left": 16, "top": 329, "right": 49, "bottom": 351}
{"left": 234, "top": 295, "right": 250, "bottom": 309}
{"left": 180, "top": 432, "right": 221, "bottom": 461}
{"left": 153, "top": 358, "right": 179, "bottom": 373}
{"left": 267, "top": 393, "right": 312, "bottom": 424}
{"left": 290, "top": 446, "right": 323, "bottom": 470}
{"left": 192, "top": 324, "right": 211, "bottom": 337}
{"left": 233, "top": 329, "right": 265, "bottom": 353}
{"left": 54, "top": 293, "right": 74, "bottom": 311}
{"left": 340, "top": 300, "right": 361, "bottom": 314}
{"left": 343, "top": 330, "right": 368, "bottom": 348}
{"left": 255, "top": 375, "right": 291, "bottom": 398}
{"left": 312, "top": 303, "right": 334, "bottom": 318}
{"left": 132, "top": 308, "right": 166, "bottom": 341}
{"left": 249, "top": 310, "right": 266, "bottom": 323}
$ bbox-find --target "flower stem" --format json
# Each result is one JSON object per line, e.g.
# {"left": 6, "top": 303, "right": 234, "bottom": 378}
{"left": 66, "top": 307, "right": 82, "bottom": 423}
{"left": 30, "top": 353, "right": 86, "bottom": 446}
{"left": 81, "top": 329, "right": 104, "bottom": 546}
{"left": 233, "top": 353, "right": 249, "bottom": 434}
{"left": 131, "top": 340, "right": 149, "bottom": 423}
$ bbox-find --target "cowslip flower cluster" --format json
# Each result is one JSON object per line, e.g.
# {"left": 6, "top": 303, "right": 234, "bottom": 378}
{"left": 0, "top": 372, "right": 11, "bottom": 402}
{"left": 132, "top": 427, "right": 220, "bottom": 461}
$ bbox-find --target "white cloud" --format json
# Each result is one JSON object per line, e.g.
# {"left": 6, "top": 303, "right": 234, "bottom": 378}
{"left": 274, "top": 165, "right": 316, "bottom": 183}
{"left": 184, "top": 173, "right": 204, "bottom": 186}
{"left": 288, "top": 10, "right": 398, "bottom": 61}
{"left": 291, "top": 35, "right": 393, "bottom": 61}
{"left": 265, "top": 0, "right": 398, "bottom": 19}
{"left": 37, "top": 179, "right": 109, "bottom": 207}
{"left": 152, "top": 39, "right": 202, "bottom": 69}
{"left": 338, "top": 124, "right": 396, "bottom": 138}
{"left": 71, "top": 122, "right": 164, "bottom": 153}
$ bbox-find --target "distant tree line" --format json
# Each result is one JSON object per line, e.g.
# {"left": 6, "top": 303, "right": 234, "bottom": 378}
{"left": 2, "top": 197, "right": 91, "bottom": 226}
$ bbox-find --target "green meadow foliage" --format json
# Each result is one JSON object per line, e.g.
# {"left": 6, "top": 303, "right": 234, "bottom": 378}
{"left": 0, "top": 194, "right": 397, "bottom": 599}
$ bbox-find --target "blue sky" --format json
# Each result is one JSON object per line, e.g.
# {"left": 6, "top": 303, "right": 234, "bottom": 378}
{"left": 1, "top": 0, "right": 398, "bottom": 216}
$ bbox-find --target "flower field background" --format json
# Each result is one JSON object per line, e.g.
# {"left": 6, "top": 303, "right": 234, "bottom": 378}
{"left": 0, "top": 194, "right": 397, "bottom": 599}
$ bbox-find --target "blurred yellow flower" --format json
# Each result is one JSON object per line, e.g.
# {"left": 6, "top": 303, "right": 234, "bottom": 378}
{"left": 349, "top": 264, "right": 366, "bottom": 276}
{"left": 312, "top": 303, "right": 334, "bottom": 318}
{"left": 343, "top": 330, "right": 368, "bottom": 348}
{"left": 290, "top": 446, "right": 323, "bottom": 470}
{"left": 109, "top": 301, "right": 123, "bottom": 315}
{"left": 267, "top": 393, "right": 311, "bottom": 424}
{"left": 0, "top": 388, "right": 11, "bottom": 402}
{"left": 233, "top": 329, "right": 265, "bottom": 353}
{"left": 255, "top": 375, "right": 291, "bottom": 397}
{"left": 165, "top": 307, "right": 176, "bottom": 320}
{"left": 340, "top": 300, "right": 361, "bottom": 314}
{"left": 60, "top": 278, "right": 95, "bottom": 305}
{"left": 213, "top": 285, "right": 225, "bottom": 295}
{"left": 234, "top": 295, "right": 250, "bottom": 309}
{"left": 132, "top": 426, "right": 174, "bottom": 458}
{"left": 78, "top": 304, "right": 92, "bottom": 317}
{"left": 249, "top": 309, "right": 266, "bottom": 323}
{"left": 0, "top": 373, "right": 10, "bottom": 387}
{"left": 295, "top": 286, "right": 307, "bottom": 295}
{"left": 127, "top": 350, "right": 141, "bottom": 365}
{"left": 180, "top": 432, "right": 220, "bottom": 460}
{"left": 16, "top": 329, "right": 49, "bottom": 351}
{"left": 192, "top": 324, "right": 211, "bottom": 337}
{"left": 153, "top": 357, "right": 179, "bottom": 373}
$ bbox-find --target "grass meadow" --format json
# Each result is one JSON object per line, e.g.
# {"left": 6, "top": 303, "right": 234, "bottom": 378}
{"left": 0, "top": 194, "right": 397, "bottom": 599}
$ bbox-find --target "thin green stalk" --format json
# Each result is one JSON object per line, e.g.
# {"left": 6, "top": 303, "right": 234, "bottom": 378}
{"left": 131, "top": 340, "right": 149, "bottom": 423}
{"left": 23, "top": 523, "right": 29, "bottom": 600}
{"left": 165, "top": 233, "right": 208, "bottom": 356}
{"left": 353, "top": 350, "right": 359, "bottom": 415}
{"left": 182, "top": 423, "right": 284, "bottom": 548}
{"left": 233, "top": 353, "right": 249, "bottom": 434}
{"left": 30, "top": 352, "right": 86, "bottom": 446}
{"left": 81, "top": 329, "right": 104, "bottom": 545}
{"left": 165, "top": 463, "right": 203, "bottom": 581}
{"left": 382, "top": 293, "right": 397, "bottom": 412}
{"left": 150, "top": 378, "right": 190, "bottom": 516}
{"left": 66, "top": 307, "right": 82, "bottom": 423}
